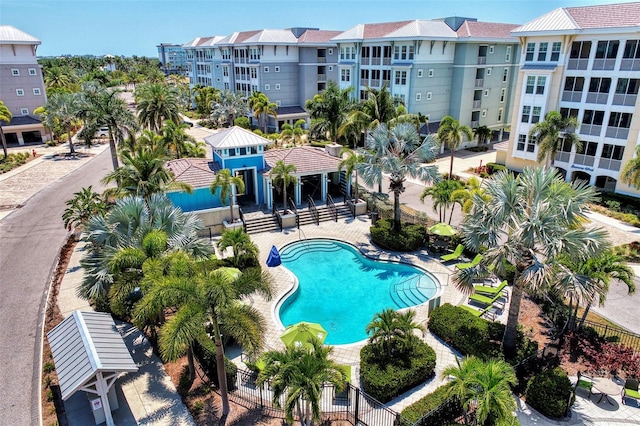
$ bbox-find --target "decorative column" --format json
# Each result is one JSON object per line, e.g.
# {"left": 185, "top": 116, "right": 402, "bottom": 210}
{"left": 321, "top": 173, "right": 328, "bottom": 202}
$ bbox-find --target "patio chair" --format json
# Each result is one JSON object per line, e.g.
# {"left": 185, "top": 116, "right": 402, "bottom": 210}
{"left": 468, "top": 289, "right": 505, "bottom": 308}
{"left": 456, "top": 254, "right": 483, "bottom": 270}
{"left": 474, "top": 280, "right": 508, "bottom": 297}
{"left": 440, "top": 244, "right": 464, "bottom": 262}
{"left": 623, "top": 378, "right": 640, "bottom": 405}
{"left": 575, "top": 372, "right": 593, "bottom": 398}
{"left": 460, "top": 304, "right": 493, "bottom": 319}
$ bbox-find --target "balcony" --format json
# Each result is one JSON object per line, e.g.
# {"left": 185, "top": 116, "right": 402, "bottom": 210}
{"left": 371, "top": 58, "right": 381, "bottom": 65}
{"left": 568, "top": 59, "right": 589, "bottom": 70}
{"left": 370, "top": 79, "right": 381, "bottom": 87}
{"left": 620, "top": 58, "right": 640, "bottom": 71}
{"left": 317, "top": 73, "right": 326, "bottom": 81}
{"left": 383, "top": 58, "right": 391, "bottom": 65}
{"left": 471, "top": 121, "right": 480, "bottom": 128}
{"left": 475, "top": 79, "right": 484, "bottom": 87}
{"left": 382, "top": 79, "right": 391, "bottom": 87}
{"left": 561, "top": 90, "right": 583, "bottom": 103}
{"left": 317, "top": 57, "right": 326, "bottom": 63}
{"left": 586, "top": 92, "right": 609, "bottom": 104}
{"left": 579, "top": 124, "right": 602, "bottom": 137}
{"left": 612, "top": 93, "right": 638, "bottom": 106}
{"left": 598, "top": 158, "right": 622, "bottom": 171}
{"left": 477, "top": 57, "right": 487, "bottom": 65}
{"left": 605, "top": 127, "right": 630, "bottom": 139}
{"left": 473, "top": 100, "right": 482, "bottom": 108}
{"left": 555, "top": 152, "right": 571, "bottom": 163}
{"left": 592, "top": 59, "right": 616, "bottom": 71}
{"left": 573, "top": 154, "right": 595, "bottom": 167}
{"left": 361, "top": 57, "right": 370, "bottom": 66}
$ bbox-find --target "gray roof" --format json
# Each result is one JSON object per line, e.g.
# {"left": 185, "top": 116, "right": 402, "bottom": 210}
{"left": 205, "top": 126, "right": 272, "bottom": 149}
{"left": 0, "top": 25, "right": 40, "bottom": 44}
{"left": 8, "top": 116, "right": 42, "bottom": 126}
{"left": 47, "top": 311, "right": 137, "bottom": 400}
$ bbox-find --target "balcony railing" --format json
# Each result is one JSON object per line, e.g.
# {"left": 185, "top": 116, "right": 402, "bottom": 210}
{"left": 471, "top": 121, "right": 480, "bottom": 128}
{"left": 475, "top": 79, "right": 484, "bottom": 87}
{"left": 555, "top": 152, "right": 571, "bottom": 163}
{"left": 573, "top": 154, "right": 595, "bottom": 167}
{"left": 317, "top": 73, "right": 326, "bottom": 81}
{"left": 568, "top": 59, "right": 589, "bottom": 70}
{"left": 383, "top": 58, "right": 391, "bottom": 65}
{"left": 586, "top": 92, "right": 609, "bottom": 104}
{"left": 382, "top": 79, "right": 391, "bottom": 87}
{"left": 370, "top": 79, "right": 381, "bottom": 87}
{"left": 477, "top": 56, "right": 487, "bottom": 65}
{"left": 612, "top": 93, "right": 638, "bottom": 106}
{"left": 605, "top": 127, "right": 630, "bottom": 139}
{"left": 592, "top": 59, "right": 616, "bottom": 71}
{"left": 361, "top": 57, "right": 370, "bottom": 65}
{"left": 579, "top": 124, "right": 602, "bottom": 137}
{"left": 599, "top": 158, "right": 622, "bottom": 171}
{"left": 473, "top": 100, "right": 482, "bottom": 108}
{"left": 371, "top": 58, "right": 381, "bottom": 65}
{"left": 620, "top": 58, "right": 640, "bottom": 71}
{"left": 317, "top": 57, "right": 326, "bottom": 63}
{"left": 562, "top": 91, "right": 583, "bottom": 103}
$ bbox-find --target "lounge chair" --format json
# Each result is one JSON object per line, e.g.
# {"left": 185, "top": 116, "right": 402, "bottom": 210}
{"left": 456, "top": 254, "right": 483, "bottom": 270}
{"left": 474, "top": 280, "right": 508, "bottom": 297}
{"left": 575, "top": 372, "right": 593, "bottom": 397}
{"left": 623, "top": 378, "right": 640, "bottom": 405}
{"left": 441, "top": 244, "right": 464, "bottom": 262}
{"left": 468, "top": 289, "right": 506, "bottom": 308}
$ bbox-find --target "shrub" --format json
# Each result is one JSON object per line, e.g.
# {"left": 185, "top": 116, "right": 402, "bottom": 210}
{"left": 360, "top": 340, "right": 436, "bottom": 402}
{"left": 309, "top": 140, "right": 332, "bottom": 148}
{"left": 234, "top": 116, "right": 250, "bottom": 129}
{"left": 466, "top": 145, "right": 489, "bottom": 152}
{"left": 43, "top": 361, "right": 55, "bottom": 374}
{"left": 526, "top": 368, "right": 572, "bottom": 418}
{"left": 401, "top": 382, "right": 461, "bottom": 423}
{"left": 193, "top": 342, "right": 237, "bottom": 391}
{"left": 370, "top": 218, "right": 427, "bottom": 251}
{"left": 486, "top": 162, "right": 507, "bottom": 174}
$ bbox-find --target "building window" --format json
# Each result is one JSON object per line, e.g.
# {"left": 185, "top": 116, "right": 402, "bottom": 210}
{"left": 264, "top": 66, "right": 269, "bottom": 73}
{"left": 264, "top": 84, "right": 270, "bottom": 91}
{"left": 428, "top": 69, "right": 434, "bottom": 77}
{"left": 16, "top": 89, "right": 24, "bottom": 96}
{"left": 20, "top": 108, "right": 29, "bottom": 115}
{"left": 526, "top": 76, "right": 536, "bottom": 94}
{"left": 588, "top": 77, "right": 612, "bottom": 103}
{"left": 538, "top": 42, "right": 548, "bottom": 61}
{"left": 532, "top": 106, "right": 542, "bottom": 123}
{"left": 484, "top": 89, "right": 489, "bottom": 97}
{"left": 521, "top": 105, "right": 531, "bottom": 122}
{"left": 489, "top": 45, "right": 494, "bottom": 54}
{"left": 328, "top": 66, "right": 333, "bottom": 71}
{"left": 28, "top": 68, "right": 37, "bottom": 76}
{"left": 250, "top": 67, "right": 257, "bottom": 79}
{"left": 426, "top": 92, "right": 432, "bottom": 100}
{"left": 275, "top": 83, "right": 280, "bottom": 90}
{"left": 417, "top": 69, "right": 423, "bottom": 78}
{"left": 275, "top": 66, "right": 280, "bottom": 72}
{"left": 341, "top": 69, "right": 350, "bottom": 82}
{"left": 33, "top": 88, "right": 41, "bottom": 95}
{"left": 527, "top": 136, "right": 536, "bottom": 152}
{"left": 551, "top": 42, "right": 561, "bottom": 61}
{"left": 596, "top": 40, "right": 620, "bottom": 59}
{"left": 486, "top": 68, "right": 492, "bottom": 76}
{"left": 517, "top": 134, "right": 526, "bottom": 151}
{"left": 574, "top": 141, "right": 598, "bottom": 166}
{"left": 328, "top": 48, "right": 333, "bottom": 55}
{"left": 394, "top": 71, "right": 407, "bottom": 85}
{"left": 536, "top": 76, "right": 546, "bottom": 94}
{"left": 224, "top": 82, "right": 230, "bottom": 90}
{"left": 497, "top": 108, "right": 504, "bottom": 122}
{"left": 416, "top": 92, "right": 422, "bottom": 101}
{"left": 275, "top": 100, "right": 281, "bottom": 107}
{"left": 11, "top": 69, "right": 19, "bottom": 76}
{"left": 500, "top": 88, "right": 506, "bottom": 103}
{"left": 215, "top": 64, "right": 220, "bottom": 69}
{"left": 581, "top": 109, "right": 605, "bottom": 136}
{"left": 502, "top": 68, "right": 508, "bottom": 83}
{"left": 481, "top": 109, "right": 487, "bottom": 118}
{"left": 623, "top": 40, "right": 640, "bottom": 59}
{"left": 216, "top": 77, "right": 221, "bottom": 82}
{"left": 525, "top": 43, "right": 535, "bottom": 61}
{"left": 505, "top": 46, "right": 511, "bottom": 62}
{"left": 223, "top": 67, "right": 229, "bottom": 77}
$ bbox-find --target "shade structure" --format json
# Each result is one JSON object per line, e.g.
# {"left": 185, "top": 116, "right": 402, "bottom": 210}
{"left": 266, "top": 245, "right": 281, "bottom": 267}
{"left": 280, "top": 322, "right": 327, "bottom": 348}
{"left": 428, "top": 223, "right": 458, "bottom": 236}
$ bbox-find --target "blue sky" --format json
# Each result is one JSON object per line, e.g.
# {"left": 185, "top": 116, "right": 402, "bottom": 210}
{"left": 1, "top": 0, "right": 636, "bottom": 57}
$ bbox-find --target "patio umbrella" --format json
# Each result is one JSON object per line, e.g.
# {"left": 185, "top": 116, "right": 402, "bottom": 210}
{"left": 266, "top": 245, "right": 281, "bottom": 267}
{"left": 280, "top": 322, "right": 327, "bottom": 348}
{"left": 428, "top": 223, "right": 458, "bottom": 237}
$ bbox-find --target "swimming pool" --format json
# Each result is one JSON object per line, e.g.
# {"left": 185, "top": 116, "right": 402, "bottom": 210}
{"left": 277, "top": 239, "right": 439, "bottom": 345}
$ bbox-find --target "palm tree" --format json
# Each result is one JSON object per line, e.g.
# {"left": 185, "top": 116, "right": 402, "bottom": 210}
{"left": 437, "top": 116, "right": 474, "bottom": 179}
{"left": 192, "top": 86, "right": 220, "bottom": 116}
{"left": 217, "top": 228, "right": 259, "bottom": 268}
{"left": 338, "top": 148, "right": 365, "bottom": 201}
{"left": 102, "top": 147, "right": 192, "bottom": 201}
{"left": 420, "top": 179, "right": 464, "bottom": 224}
{"left": 210, "top": 168, "right": 245, "bottom": 223}
{"left": 270, "top": 160, "right": 298, "bottom": 214}
{"left": 256, "top": 338, "right": 347, "bottom": 426}
{"left": 134, "top": 255, "right": 273, "bottom": 418}
{"left": 43, "top": 65, "right": 78, "bottom": 94}
{"left": 359, "top": 123, "right": 440, "bottom": 231}
{"left": 249, "top": 92, "right": 278, "bottom": 133}
{"left": 305, "top": 81, "right": 354, "bottom": 143}
{"left": 365, "top": 308, "right": 424, "bottom": 357}
{"left": 210, "top": 90, "right": 249, "bottom": 126}
{"left": 473, "top": 125, "right": 492, "bottom": 145}
{"left": 161, "top": 119, "right": 194, "bottom": 159}
{"left": 40, "top": 92, "right": 83, "bottom": 154}
{"left": 121, "top": 129, "right": 167, "bottom": 155}
{"left": 443, "top": 357, "right": 517, "bottom": 425}
{"left": 458, "top": 167, "right": 608, "bottom": 357}
{"left": 135, "top": 83, "right": 181, "bottom": 132}
{"left": 621, "top": 145, "right": 640, "bottom": 189}
{"left": 62, "top": 186, "right": 107, "bottom": 232}
{"left": 0, "top": 100, "right": 12, "bottom": 158}
{"left": 529, "top": 110, "right": 581, "bottom": 168}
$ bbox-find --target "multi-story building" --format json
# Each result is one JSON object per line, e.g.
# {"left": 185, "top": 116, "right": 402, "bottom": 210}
{"left": 0, "top": 25, "right": 48, "bottom": 145}
{"left": 157, "top": 43, "right": 189, "bottom": 75}
{"left": 500, "top": 2, "right": 640, "bottom": 196}
{"left": 182, "top": 17, "right": 521, "bottom": 142}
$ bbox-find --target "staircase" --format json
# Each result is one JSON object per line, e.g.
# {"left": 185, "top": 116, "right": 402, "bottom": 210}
{"left": 242, "top": 203, "right": 355, "bottom": 235}
{"left": 243, "top": 214, "right": 281, "bottom": 234}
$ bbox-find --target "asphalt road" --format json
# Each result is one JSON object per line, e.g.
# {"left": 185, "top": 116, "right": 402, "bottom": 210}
{"left": 0, "top": 149, "right": 111, "bottom": 425}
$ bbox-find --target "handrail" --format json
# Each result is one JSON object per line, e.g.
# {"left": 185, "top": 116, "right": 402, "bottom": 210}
{"left": 326, "top": 194, "right": 338, "bottom": 222}
{"left": 272, "top": 203, "right": 282, "bottom": 231}
{"left": 288, "top": 197, "right": 299, "bottom": 229}
{"left": 238, "top": 207, "right": 247, "bottom": 233}
{"left": 345, "top": 197, "right": 356, "bottom": 218}
{"left": 307, "top": 196, "right": 319, "bottom": 225}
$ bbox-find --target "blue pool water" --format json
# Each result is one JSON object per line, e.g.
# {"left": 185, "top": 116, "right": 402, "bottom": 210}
{"left": 278, "top": 239, "right": 439, "bottom": 345}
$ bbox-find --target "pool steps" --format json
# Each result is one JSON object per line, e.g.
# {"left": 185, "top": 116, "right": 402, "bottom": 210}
{"left": 280, "top": 240, "right": 342, "bottom": 263}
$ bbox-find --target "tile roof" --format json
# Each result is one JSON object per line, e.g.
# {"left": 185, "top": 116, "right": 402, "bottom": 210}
{"left": 183, "top": 36, "right": 217, "bottom": 48}
{"left": 0, "top": 25, "right": 40, "bottom": 44}
{"left": 237, "top": 29, "right": 299, "bottom": 44}
{"left": 297, "top": 29, "right": 343, "bottom": 44}
{"left": 333, "top": 19, "right": 458, "bottom": 41}
{"left": 201, "top": 35, "right": 226, "bottom": 47}
{"left": 204, "top": 126, "right": 272, "bottom": 149}
{"left": 263, "top": 146, "right": 342, "bottom": 176}
{"left": 456, "top": 21, "right": 519, "bottom": 39}
{"left": 166, "top": 158, "right": 220, "bottom": 188}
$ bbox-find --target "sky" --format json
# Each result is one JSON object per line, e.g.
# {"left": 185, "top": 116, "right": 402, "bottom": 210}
{"left": 1, "top": 0, "right": 638, "bottom": 57}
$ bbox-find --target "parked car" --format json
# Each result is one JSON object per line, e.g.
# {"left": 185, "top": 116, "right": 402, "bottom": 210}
{"left": 95, "top": 127, "right": 109, "bottom": 137}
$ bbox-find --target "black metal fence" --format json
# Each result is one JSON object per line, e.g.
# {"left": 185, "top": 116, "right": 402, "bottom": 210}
{"left": 580, "top": 319, "right": 640, "bottom": 353}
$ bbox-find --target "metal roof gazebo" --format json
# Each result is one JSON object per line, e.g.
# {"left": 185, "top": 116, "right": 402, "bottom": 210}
{"left": 47, "top": 311, "right": 138, "bottom": 426}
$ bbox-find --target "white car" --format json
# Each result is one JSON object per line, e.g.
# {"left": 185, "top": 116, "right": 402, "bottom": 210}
{"left": 95, "top": 127, "right": 109, "bottom": 137}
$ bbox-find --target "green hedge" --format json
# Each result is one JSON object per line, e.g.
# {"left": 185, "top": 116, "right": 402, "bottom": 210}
{"left": 370, "top": 218, "right": 427, "bottom": 252}
{"left": 486, "top": 162, "right": 507, "bottom": 174}
{"left": 360, "top": 340, "right": 436, "bottom": 403}
{"left": 193, "top": 341, "right": 237, "bottom": 391}
{"left": 401, "top": 383, "right": 462, "bottom": 423}
{"left": 525, "top": 368, "right": 572, "bottom": 418}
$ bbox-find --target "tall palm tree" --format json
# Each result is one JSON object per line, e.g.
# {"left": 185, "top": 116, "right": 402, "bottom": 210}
{"left": 62, "top": 186, "right": 107, "bottom": 232}
{"left": 280, "top": 121, "right": 305, "bottom": 146}
{"left": 256, "top": 338, "right": 347, "bottom": 426}
{"left": 102, "top": 147, "right": 192, "bottom": 201}
{"left": 270, "top": 160, "right": 298, "bottom": 214}
{"left": 161, "top": 119, "right": 194, "bottom": 159}
{"left": 217, "top": 228, "right": 259, "bottom": 268}
{"left": 437, "top": 116, "right": 474, "bottom": 179}
{"left": 443, "top": 357, "right": 517, "bottom": 426}
{"left": 621, "top": 145, "right": 640, "bottom": 189}
{"left": 458, "top": 167, "right": 608, "bottom": 357}
{"left": 359, "top": 123, "right": 440, "bottom": 231}
{"left": 338, "top": 148, "right": 365, "bottom": 201}
{"left": 210, "top": 168, "right": 245, "bottom": 223}
{"left": 0, "top": 100, "right": 12, "bottom": 158}
{"left": 249, "top": 92, "right": 278, "bottom": 133}
{"left": 210, "top": 90, "right": 249, "bottom": 126}
{"left": 192, "top": 86, "right": 220, "bottom": 116}
{"left": 365, "top": 308, "right": 424, "bottom": 357}
{"left": 529, "top": 110, "right": 581, "bottom": 168}
{"left": 473, "top": 125, "right": 493, "bottom": 145}
{"left": 135, "top": 83, "right": 181, "bottom": 132}
{"left": 40, "top": 92, "right": 83, "bottom": 154}
{"left": 420, "top": 179, "right": 464, "bottom": 224}
{"left": 43, "top": 65, "right": 78, "bottom": 94}
{"left": 121, "top": 129, "right": 167, "bottom": 155}
{"left": 305, "top": 81, "right": 354, "bottom": 143}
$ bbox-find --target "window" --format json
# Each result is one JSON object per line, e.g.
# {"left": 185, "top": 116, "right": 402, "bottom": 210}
{"left": 11, "top": 69, "right": 19, "bottom": 76}
{"left": 328, "top": 66, "right": 333, "bottom": 71}
{"left": 223, "top": 67, "right": 229, "bottom": 77}
{"left": 428, "top": 69, "right": 434, "bottom": 77}
{"left": 505, "top": 46, "right": 512, "bottom": 62}
{"left": 416, "top": 92, "right": 422, "bottom": 101}
{"left": 526, "top": 76, "right": 535, "bottom": 94}
{"left": 275, "top": 83, "right": 280, "bottom": 90}
{"left": 394, "top": 71, "right": 407, "bottom": 85}
{"left": 16, "top": 89, "right": 24, "bottom": 96}
{"left": 486, "top": 68, "right": 492, "bottom": 76}
{"left": 341, "top": 69, "right": 350, "bottom": 82}
{"left": 596, "top": 40, "right": 619, "bottom": 59}
{"left": 28, "top": 68, "right": 37, "bottom": 76}
{"left": 275, "top": 66, "right": 280, "bottom": 72}
{"left": 623, "top": 40, "right": 640, "bottom": 59}
{"left": 393, "top": 45, "right": 413, "bottom": 60}
{"left": 264, "top": 84, "right": 270, "bottom": 91}
{"left": 551, "top": 42, "right": 561, "bottom": 61}
{"left": 601, "top": 144, "right": 625, "bottom": 160}
{"left": 560, "top": 108, "right": 579, "bottom": 119}
{"left": 532, "top": 106, "right": 542, "bottom": 123}
{"left": 608, "top": 112, "right": 633, "bottom": 128}
{"left": 497, "top": 108, "right": 504, "bottom": 122}
{"left": 582, "top": 109, "right": 605, "bottom": 125}
{"left": 525, "top": 43, "right": 535, "bottom": 61}
{"left": 249, "top": 48, "right": 260, "bottom": 60}
{"left": 20, "top": 108, "right": 28, "bottom": 115}
{"left": 328, "top": 48, "right": 333, "bottom": 55}
{"left": 500, "top": 88, "right": 506, "bottom": 103}
{"left": 538, "top": 42, "right": 548, "bottom": 61}
{"left": 264, "top": 66, "right": 269, "bottom": 73}
{"left": 502, "top": 68, "right": 508, "bottom": 83}
{"left": 587, "top": 77, "right": 611, "bottom": 103}
{"left": 521, "top": 105, "right": 531, "bottom": 122}
{"left": 570, "top": 41, "right": 591, "bottom": 59}
{"left": 489, "top": 46, "right": 494, "bottom": 54}
{"left": 536, "top": 76, "right": 547, "bottom": 94}
{"left": 340, "top": 46, "right": 356, "bottom": 60}
{"left": 481, "top": 109, "right": 487, "bottom": 118}
{"left": 574, "top": 141, "right": 598, "bottom": 166}
{"left": 564, "top": 76, "right": 585, "bottom": 92}
{"left": 527, "top": 136, "right": 536, "bottom": 153}
{"left": 224, "top": 82, "right": 230, "bottom": 90}
{"left": 417, "top": 69, "right": 423, "bottom": 78}
{"left": 250, "top": 67, "right": 257, "bottom": 79}
{"left": 33, "top": 88, "right": 41, "bottom": 95}
{"left": 517, "top": 134, "right": 526, "bottom": 151}
{"left": 484, "top": 89, "right": 489, "bottom": 97}
{"left": 426, "top": 92, "right": 432, "bottom": 100}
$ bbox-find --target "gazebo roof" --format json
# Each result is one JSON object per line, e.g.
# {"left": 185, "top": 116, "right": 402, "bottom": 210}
{"left": 205, "top": 126, "right": 272, "bottom": 149}
{"left": 47, "top": 311, "right": 137, "bottom": 400}
{"left": 262, "top": 146, "right": 342, "bottom": 176}
{"left": 166, "top": 158, "right": 220, "bottom": 188}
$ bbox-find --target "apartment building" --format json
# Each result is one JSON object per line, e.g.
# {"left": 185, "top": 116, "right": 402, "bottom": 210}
{"left": 500, "top": 2, "right": 640, "bottom": 197}
{"left": 0, "top": 25, "right": 48, "bottom": 145}
{"left": 156, "top": 43, "right": 189, "bottom": 75}
{"left": 182, "top": 17, "right": 520, "bottom": 142}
